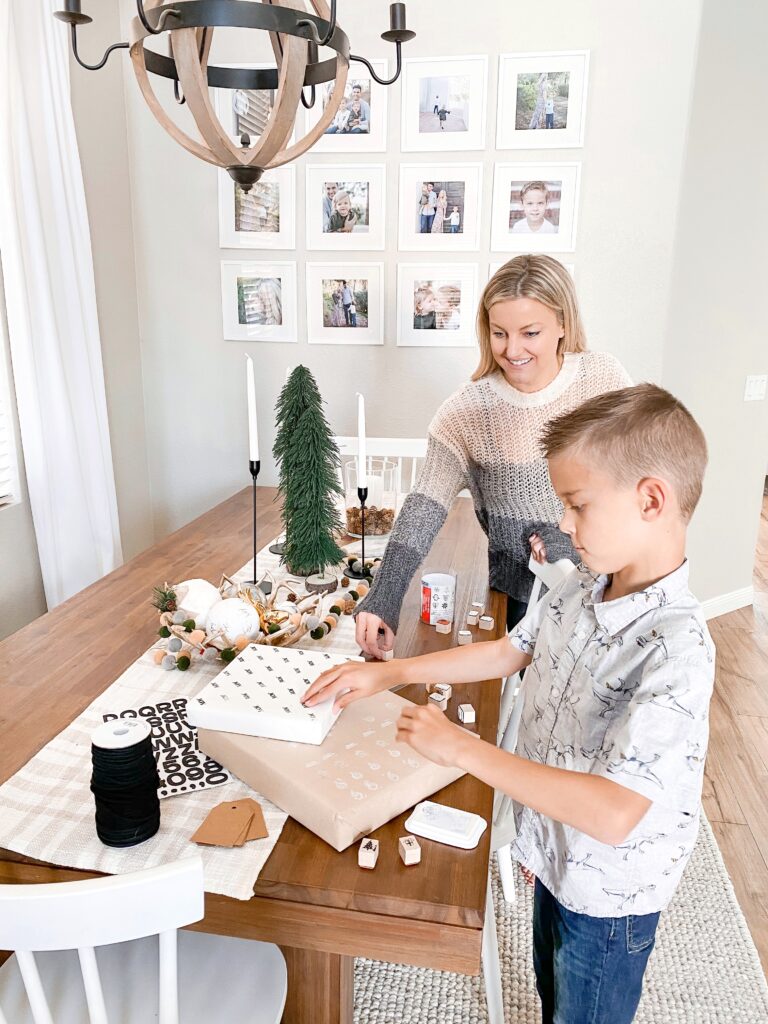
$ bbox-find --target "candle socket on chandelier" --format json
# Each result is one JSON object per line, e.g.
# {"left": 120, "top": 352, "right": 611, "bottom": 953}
{"left": 346, "top": 486, "right": 370, "bottom": 581}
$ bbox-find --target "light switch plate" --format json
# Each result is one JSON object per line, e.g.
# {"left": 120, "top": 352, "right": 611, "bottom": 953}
{"left": 744, "top": 374, "right": 767, "bottom": 401}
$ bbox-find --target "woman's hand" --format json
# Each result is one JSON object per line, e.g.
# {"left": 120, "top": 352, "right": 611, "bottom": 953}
{"left": 355, "top": 612, "right": 395, "bottom": 659}
{"left": 395, "top": 704, "right": 469, "bottom": 767}
{"left": 301, "top": 658, "right": 397, "bottom": 711}
{"left": 529, "top": 532, "right": 548, "bottom": 564}
{"left": 520, "top": 865, "right": 535, "bottom": 886}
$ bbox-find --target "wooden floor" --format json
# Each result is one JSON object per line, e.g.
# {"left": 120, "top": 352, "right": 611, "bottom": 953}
{"left": 705, "top": 489, "right": 768, "bottom": 974}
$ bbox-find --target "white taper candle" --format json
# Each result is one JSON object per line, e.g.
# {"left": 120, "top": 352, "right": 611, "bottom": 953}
{"left": 356, "top": 392, "right": 367, "bottom": 488}
{"left": 246, "top": 354, "right": 259, "bottom": 462}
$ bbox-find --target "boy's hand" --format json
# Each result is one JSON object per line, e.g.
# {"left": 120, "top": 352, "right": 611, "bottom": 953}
{"left": 395, "top": 704, "right": 469, "bottom": 767}
{"left": 301, "top": 658, "right": 396, "bottom": 711}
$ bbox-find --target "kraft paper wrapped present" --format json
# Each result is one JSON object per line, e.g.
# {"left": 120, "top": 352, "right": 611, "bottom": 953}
{"left": 187, "top": 644, "right": 361, "bottom": 745}
{"left": 198, "top": 691, "right": 466, "bottom": 851}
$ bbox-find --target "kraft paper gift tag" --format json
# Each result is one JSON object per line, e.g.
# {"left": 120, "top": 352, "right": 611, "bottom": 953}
{"left": 191, "top": 801, "right": 255, "bottom": 848}
{"left": 237, "top": 798, "right": 269, "bottom": 841}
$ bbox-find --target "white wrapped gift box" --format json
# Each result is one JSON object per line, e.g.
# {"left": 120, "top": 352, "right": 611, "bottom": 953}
{"left": 186, "top": 644, "right": 359, "bottom": 746}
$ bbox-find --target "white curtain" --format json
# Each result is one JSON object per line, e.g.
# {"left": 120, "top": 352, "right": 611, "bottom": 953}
{"left": 0, "top": 0, "right": 123, "bottom": 608}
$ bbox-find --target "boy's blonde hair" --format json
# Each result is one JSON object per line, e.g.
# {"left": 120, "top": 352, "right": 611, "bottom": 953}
{"left": 540, "top": 383, "right": 708, "bottom": 520}
{"left": 520, "top": 180, "right": 548, "bottom": 201}
{"left": 473, "top": 255, "right": 587, "bottom": 380}
{"left": 333, "top": 189, "right": 351, "bottom": 210}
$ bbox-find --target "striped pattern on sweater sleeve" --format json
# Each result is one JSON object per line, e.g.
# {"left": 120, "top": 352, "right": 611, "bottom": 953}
{"left": 354, "top": 433, "right": 468, "bottom": 633}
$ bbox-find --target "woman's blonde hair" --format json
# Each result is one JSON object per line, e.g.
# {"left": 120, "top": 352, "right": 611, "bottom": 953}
{"left": 472, "top": 255, "right": 587, "bottom": 380}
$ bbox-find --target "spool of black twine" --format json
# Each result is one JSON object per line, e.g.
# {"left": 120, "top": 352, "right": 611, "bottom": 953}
{"left": 91, "top": 719, "right": 161, "bottom": 848}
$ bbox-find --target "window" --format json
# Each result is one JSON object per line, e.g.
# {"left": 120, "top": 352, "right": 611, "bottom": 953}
{"left": 0, "top": 288, "right": 19, "bottom": 510}
{"left": 0, "top": 390, "right": 15, "bottom": 508}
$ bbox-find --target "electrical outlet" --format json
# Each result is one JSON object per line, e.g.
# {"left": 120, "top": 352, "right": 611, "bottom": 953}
{"left": 744, "top": 375, "right": 767, "bottom": 401}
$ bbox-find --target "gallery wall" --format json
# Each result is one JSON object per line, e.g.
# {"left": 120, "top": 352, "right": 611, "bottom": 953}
{"left": 111, "top": 0, "right": 701, "bottom": 539}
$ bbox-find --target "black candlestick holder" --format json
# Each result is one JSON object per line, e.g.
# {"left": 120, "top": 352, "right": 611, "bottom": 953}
{"left": 248, "top": 459, "right": 270, "bottom": 592}
{"left": 347, "top": 486, "right": 370, "bottom": 581}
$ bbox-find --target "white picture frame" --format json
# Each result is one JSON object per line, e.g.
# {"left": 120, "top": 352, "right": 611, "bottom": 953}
{"left": 397, "top": 263, "right": 479, "bottom": 348}
{"left": 401, "top": 55, "right": 488, "bottom": 153}
{"left": 303, "top": 60, "right": 388, "bottom": 152}
{"left": 398, "top": 163, "right": 483, "bottom": 252}
{"left": 305, "top": 164, "right": 386, "bottom": 250}
{"left": 497, "top": 51, "right": 590, "bottom": 150}
{"left": 490, "top": 163, "right": 581, "bottom": 253}
{"left": 489, "top": 259, "right": 575, "bottom": 279}
{"left": 211, "top": 64, "right": 297, "bottom": 147}
{"left": 220, "top": 260, "right": 298, "bottom": 343}
{"left": 218, "top": 165, "right": 295, "bottom": 250}
{"left": 306, "top": 263, "right": 384, "bottom": 346}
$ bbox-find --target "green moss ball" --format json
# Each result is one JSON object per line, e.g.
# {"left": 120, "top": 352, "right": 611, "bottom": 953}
{"left": 220, "top": 647, "right": 237, "bottom": 663}
{"left": 311, "top": 627, "right": 324, "bottom": 640}
{"left": 158, "top": 626, "right": 171, "bottom": 639}
{"left": 183, "top": 619, "right": 196, "bottom": 632}
{"left": 176, "top": 655, "right": 191, "bottom": 671}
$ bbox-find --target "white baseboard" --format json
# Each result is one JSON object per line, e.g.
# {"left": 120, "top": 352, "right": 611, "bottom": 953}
{"left": 702, "top": 586, "right": 754, "bottom": 621}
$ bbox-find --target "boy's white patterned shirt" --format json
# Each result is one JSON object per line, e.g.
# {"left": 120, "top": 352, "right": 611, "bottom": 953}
{"left": 508, "top": 560, "right": 715, "bottom": 918}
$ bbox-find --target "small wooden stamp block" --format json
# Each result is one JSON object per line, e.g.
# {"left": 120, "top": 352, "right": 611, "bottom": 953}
{"left": 428, "top": 692, "right": 448, "bottom": 711}
{"left": 358, "top": 837, "right": 379, "bottom": 869}
{"left": 470, "top": 601, "right": 485, "bottom": 616}
{"left": 398, "top": 835, "right": 421, "bottom": 866}
{"left": 466, "top": 610, "right": 480, "bottom": 626}
{"left": 458, "top": 703, "right": 476, "bottom": 725}
{"left": 478, "top": 615, "right": 494, "bottom": 631}
{"left": 432, "top": 682, "right": 452, "bottom": 700}
{"left": 435, "top": 619, "right": 452, "bottom": 634}
{"left": 457, "top": 630, "right": 473, "bottom": 646}
{"left": 381, "top": 649, "right": 394, "bottom": 661}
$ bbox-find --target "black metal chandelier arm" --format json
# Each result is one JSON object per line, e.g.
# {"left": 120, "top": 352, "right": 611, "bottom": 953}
{"left": 295, "top": 0, "right": 337, "bottom": 47}
{"left": 350, "top": 41, "right": 403, "bottom": 86}
{"left": 136, "top": 0, "right": 180, "bottom": 35}
{"left": 69, "top": 24, "right": 129, "bottom": 72}
{"left": 300, "top": 84, "right": 317, "bottom": 109}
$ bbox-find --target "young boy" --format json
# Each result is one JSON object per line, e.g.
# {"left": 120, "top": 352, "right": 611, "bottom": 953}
{"left": 512, "top": 180, "right": 558, "bottom": 234}
{"left": 449, "top": 206, "right": 461, "bottom": 233}
{"left": 303, "top": 384, "right": 714, "bottom": 1024}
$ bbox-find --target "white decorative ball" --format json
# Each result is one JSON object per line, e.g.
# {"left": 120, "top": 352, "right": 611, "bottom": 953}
{"left": 175, "top": 578, "right": 222, "bottom": 630}
{"left": 205, "top": 598, "right": 261, "bottom": 643}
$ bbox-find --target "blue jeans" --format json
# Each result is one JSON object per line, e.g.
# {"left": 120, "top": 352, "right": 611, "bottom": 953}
{"left": 533, "top": 880, "right": 660, "bottom": 1024}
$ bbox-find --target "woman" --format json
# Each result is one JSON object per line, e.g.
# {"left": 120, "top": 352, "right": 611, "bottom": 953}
{"left": 330, "top": 284, "right": 345, "bottom": 327}
{"left": 431, "top": 189, "right": 448, "bottom": 234}
{"left": 355, "top": 255, "right": 631, "bottom": 657}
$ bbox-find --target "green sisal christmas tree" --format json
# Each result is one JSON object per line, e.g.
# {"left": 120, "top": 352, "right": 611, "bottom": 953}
{"left": 273, "top": 366, "right": 345, "bottom": 576}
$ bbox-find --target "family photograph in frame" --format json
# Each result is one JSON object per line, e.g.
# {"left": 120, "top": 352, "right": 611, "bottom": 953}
{"left": 496, "top": 51, "right": 590, "bottom": 150}
{"left": 397, "top": 263, "right": 478, "bottom": 347}
{"left": 398, "top": 163, "right": 483, "bottom": 252}
{"left": 305, "top": 165, "right": 386, "bottom": 250}
{"left": 303, "top": 60, "right": 388, "bottom": 152}
{"left": 220, "top": 261, "right": 297, "bottom": 343}
{"left": 306, "top": 262, "right": 384, "bottom": 346}
{"left": 211, "top": 63, "right": 297, "bottom": 147}
{"left": 401, "top": 56, "right": 488, "bottom": 152}
{"left": 490, "top": 163, "right": 581, "bottom": 252}
{"left": 217, "top": 165, "right": 296, "bottom": 249}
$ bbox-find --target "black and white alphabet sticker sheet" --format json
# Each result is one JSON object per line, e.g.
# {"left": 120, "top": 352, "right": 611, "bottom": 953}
{"left": 102, "top": 698, "right": 231, "bottom": 799}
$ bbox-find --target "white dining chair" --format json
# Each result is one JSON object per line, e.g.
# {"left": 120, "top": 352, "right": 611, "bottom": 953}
{"left": 0, "top": 857, "right": 287, "bottom": 1024}
{"left": 334, "top": 435, "right": 428, "bottom": 505}
{"left": 492, "top": 555, "right": 577, "bottom": 904}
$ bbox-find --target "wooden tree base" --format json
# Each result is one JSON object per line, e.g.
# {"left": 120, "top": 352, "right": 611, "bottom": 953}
{"left": 305, "top": 573, "right": 339, "bottom": 595}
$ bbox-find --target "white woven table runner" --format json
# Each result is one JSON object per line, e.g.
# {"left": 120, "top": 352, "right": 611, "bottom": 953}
{"left": 0, "top": 538, "right": 365, "bottom": 900}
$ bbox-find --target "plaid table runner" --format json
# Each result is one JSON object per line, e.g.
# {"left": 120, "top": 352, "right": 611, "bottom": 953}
{"left": 0, "top": 538, "right": 365, "bottom": 900}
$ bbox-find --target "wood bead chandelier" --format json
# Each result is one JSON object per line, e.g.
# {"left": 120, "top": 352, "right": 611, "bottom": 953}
{"left": 54, "top": 0, "right": 415, "bottom": 190}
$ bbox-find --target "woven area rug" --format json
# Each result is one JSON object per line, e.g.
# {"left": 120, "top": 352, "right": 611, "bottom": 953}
{"left": 354, "top": 816, "right": 768, "bottom": 1023}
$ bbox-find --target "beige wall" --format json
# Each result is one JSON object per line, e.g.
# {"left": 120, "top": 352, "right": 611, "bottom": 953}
{"left": 661, "top": 0, "right": 768, "bottom": 605}
{"left": 114, "top": 0, "right": 701, "bottom": 540}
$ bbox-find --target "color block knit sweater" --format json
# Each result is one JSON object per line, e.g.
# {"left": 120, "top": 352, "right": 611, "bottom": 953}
{"left": 356, "top": 351, "right": 632, "bottom": 632}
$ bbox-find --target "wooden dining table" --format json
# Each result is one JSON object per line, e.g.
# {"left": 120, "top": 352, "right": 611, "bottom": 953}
{"left": 0, "top": 487, "right": 505, "bottom": 1024}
